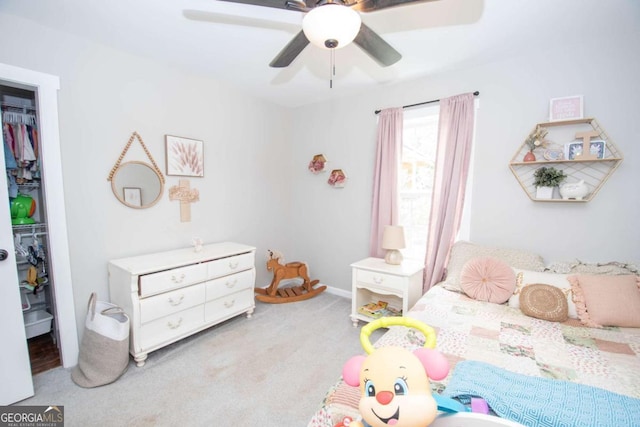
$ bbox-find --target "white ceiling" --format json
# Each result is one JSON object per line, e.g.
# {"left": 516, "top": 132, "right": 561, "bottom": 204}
{"left": 1, "top": 0, "right": 637, "bottom": 108}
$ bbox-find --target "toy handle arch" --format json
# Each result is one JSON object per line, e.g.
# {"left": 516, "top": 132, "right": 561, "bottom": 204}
{"left": 360, "top": 317, "right": 437, "bottom": 355}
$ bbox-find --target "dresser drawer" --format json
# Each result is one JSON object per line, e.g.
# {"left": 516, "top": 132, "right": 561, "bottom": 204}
{"left": 139, "top": 263, "right": 207, "bottom": 297}
{"left": 204, "top": 288, "right": 254, "bottom": 323}
{"left": 356, "top": 269, "right": 405, "bottom": 291}
{"left": 140, "top": 284, "right": 205, "bottom": 324}
{"left": 140, "top": 305, "right": 204, "bottom": 350}
{"left": 206, "top": 252, "right": 254, "bottom": 280}
{"left": 205, "top": 269, "right": 255, "bottom": 302}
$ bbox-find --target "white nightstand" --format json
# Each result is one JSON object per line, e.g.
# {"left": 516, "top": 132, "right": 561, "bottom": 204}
{"left": 350, "top": 257, "right": 425, "bottom": 327}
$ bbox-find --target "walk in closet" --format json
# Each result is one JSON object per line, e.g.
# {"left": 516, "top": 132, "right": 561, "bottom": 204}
{"left": 1, "top": 84, "right": 60, "bottom": 374}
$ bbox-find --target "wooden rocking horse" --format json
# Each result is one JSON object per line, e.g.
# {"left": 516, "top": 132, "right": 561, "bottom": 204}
{"left": 254, "top": 250, "right": 326, "bottom": 303}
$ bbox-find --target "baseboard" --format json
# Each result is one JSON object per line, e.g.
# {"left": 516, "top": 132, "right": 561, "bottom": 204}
{"left": 324, "top": 285, "right": 351, "bottom": 299}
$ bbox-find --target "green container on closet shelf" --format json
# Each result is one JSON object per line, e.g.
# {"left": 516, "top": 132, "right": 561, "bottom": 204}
{"left": 10, "top": 193, "right": 36, "bottom": 225}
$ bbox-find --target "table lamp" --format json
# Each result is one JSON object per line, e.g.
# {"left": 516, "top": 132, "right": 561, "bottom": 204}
{"left": 382, "top": 225, "right": 405, "bottom": 265}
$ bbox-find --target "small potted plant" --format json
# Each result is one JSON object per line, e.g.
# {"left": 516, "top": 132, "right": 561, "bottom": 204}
{"left": 533, "top": 166, "right": 567, "bottom": 199}
{"left": 523, "top": 126, "right": 549, "bottom": 162}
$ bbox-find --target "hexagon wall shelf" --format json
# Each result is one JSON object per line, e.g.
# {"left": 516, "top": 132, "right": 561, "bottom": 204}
{"left": 509, "top": 118, "right": 623, "bottom": 202}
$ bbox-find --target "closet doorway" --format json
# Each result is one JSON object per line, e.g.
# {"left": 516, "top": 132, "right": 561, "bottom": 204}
{"left": 0, "top": 63, "right": 78, "bottom": 405}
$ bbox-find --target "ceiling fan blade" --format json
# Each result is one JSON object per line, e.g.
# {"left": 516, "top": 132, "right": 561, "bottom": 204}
{"left": 270, "top": 30, "right": 310, "bottom": 68}
{"left": 182, "top": 10, "right": 299, "bottom": 32}
{"left": 349, "top": 0, "right": 439, "bottom": 13}
{"left": 353, "top": 23, "right": 401, "bottom": 67}
{"left": 213, "top": 0, "right": 314, "bottom": 12}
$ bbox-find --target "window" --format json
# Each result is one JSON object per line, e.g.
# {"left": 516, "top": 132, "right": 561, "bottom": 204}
{"left": 399, "top": 105, "right": 439, "bottom": 261}
{"left": 398, "top": 100, "right": 477, "bottom": 262}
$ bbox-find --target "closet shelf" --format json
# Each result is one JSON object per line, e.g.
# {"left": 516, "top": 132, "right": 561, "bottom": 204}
{"left": 17, "top": 182, "right": 41, "bottom": 190}
{"left": 1, "top": 101, "right": 36, "bottom": 111}
{"left": 12, "top": 223, "right": 47, "bottom": 232}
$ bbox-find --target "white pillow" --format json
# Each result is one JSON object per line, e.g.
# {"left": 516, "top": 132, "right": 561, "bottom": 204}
{"left": 508, "top": 269, "right": 577, "bottom": 319}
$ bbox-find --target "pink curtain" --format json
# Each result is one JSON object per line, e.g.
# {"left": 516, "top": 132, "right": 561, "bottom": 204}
{"left": 369, "top": 108, "right": 403, "bottom": 258}
{"left": 423, "top": 93, "right": 475, "bottom": 292}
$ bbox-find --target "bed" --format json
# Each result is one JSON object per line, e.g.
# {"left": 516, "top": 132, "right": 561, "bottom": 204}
{"left": 308, "top": 242, "right": 640, "bottom": 427}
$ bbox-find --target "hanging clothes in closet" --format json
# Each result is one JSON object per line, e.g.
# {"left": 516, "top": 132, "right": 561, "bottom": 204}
{"left": 2, "top": 105, "right": 39, "bottom": 197}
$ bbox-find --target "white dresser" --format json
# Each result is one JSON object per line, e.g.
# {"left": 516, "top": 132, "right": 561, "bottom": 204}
{"left": 108, "top": 242, "right": 256, "bottom": 366}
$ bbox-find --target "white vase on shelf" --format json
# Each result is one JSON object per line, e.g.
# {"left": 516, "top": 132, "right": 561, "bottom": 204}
{"left": 535, "top": 186, "right": 554, "bottom": 199}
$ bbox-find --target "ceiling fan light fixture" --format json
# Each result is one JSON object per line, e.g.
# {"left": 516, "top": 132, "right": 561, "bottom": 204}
{"left": 302, "top": 4, "right": 361, "bottom": 50}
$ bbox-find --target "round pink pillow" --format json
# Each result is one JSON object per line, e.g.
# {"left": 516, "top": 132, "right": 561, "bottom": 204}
{"left": 460, "top": 256, "right": 516, "bottom": 303}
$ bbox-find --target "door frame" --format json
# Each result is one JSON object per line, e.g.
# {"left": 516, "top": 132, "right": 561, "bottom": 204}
{"left": 1, "top": 63, "right": 79, "bottom": 368}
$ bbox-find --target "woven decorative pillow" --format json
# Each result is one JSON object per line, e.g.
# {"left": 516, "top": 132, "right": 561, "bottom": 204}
{"left": 508, "top": 269, "right": 577, "bottom": 319}
{"left": 519, "top": 284, "right": 569, "bottom": 322}
{"left": 460, "top": 256, "right": 516, "bottom": 304}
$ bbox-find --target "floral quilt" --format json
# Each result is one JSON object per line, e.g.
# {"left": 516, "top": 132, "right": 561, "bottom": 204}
{"left": 308, "top": 285, "right": 640, "bottom": 427}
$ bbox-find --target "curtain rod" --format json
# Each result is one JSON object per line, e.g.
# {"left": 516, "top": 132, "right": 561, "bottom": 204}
{"left": 374, "top": 91, "right": 480, "bottom": 115}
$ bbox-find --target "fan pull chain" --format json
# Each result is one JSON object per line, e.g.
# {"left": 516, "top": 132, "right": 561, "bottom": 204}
{"left": 333, "top": 49, "right": 336, "bottom": 77}
{"left": 329, "top": 49, "right": 336, "bottom": 89}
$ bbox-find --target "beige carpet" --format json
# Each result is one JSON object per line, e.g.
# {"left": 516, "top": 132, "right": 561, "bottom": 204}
{"left": 18, "top": 292, "right": 384, "bottom": 426}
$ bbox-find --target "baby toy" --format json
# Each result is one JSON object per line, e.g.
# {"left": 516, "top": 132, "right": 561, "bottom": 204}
{"left": 254, "top": 249, "right": 326, "bottom": 303}
{"left": 10, "top": 193, "right": 36, "bottom": 225}
{"left": 341, "top": 317, "right": 450, "bottom": 427}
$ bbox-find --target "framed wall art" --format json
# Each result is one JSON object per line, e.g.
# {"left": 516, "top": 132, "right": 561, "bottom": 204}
{"left": 123, "top": 187, "right": 142, "bottom": 207}
{"left": 565, "top": 139, "right": 606, "bottom": 160}
{"left": 549, "top": 95, "right": 583, "bottom": 122}
{"left": 328, "top": 169, "right": 347, "bottom": 188}
{"left": 165, "top": 135, "right": 204, "bottom": 177}
{"left": 308, "top": 154, "right": 327, "bottom": 174}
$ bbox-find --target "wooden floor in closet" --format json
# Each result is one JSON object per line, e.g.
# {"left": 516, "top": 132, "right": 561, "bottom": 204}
{"left": 28, "top": 333, "right": 60, "bottom": 375}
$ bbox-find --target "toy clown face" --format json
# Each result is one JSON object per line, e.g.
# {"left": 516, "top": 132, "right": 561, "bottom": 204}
{"left": 358, "top": 346, "right": 438, "bottom": 427}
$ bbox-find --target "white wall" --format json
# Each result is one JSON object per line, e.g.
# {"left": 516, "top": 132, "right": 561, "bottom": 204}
{"left": 0, "top": 14, "right": 294, "bottom": 339}
{"left": 1, "top": 6, "right": 639, "bottom": 340}
{"left": 289, "top": 20, "right": 640, "bottom": 292}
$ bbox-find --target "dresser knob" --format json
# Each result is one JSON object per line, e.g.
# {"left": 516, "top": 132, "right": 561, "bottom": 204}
{"left": 167, "top": 317, "right": 183, "bottom": 329}
{"left": 229, "top": 261, "right": 238, "bottom": 269}
{"left": 225, "top": 280, "right": 237, "bottom": 288}
{"left": 171, "top": 273, "right": 186, "bottom": 283}
{"left": 224, "top": 299, "right": 235, "bottom": 308}
{"left": 373, "top": 276, "right": 384, "bottom": 284}
{"left": 168, "top": 294, "right": 184, "bottom": 306}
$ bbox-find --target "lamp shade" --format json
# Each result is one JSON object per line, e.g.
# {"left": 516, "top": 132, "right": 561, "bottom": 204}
{"left": 381, "top": 225, "right": 406, "bottom": 250}
{"left": 302, "top": 4, "right": 361, "bottom": 50}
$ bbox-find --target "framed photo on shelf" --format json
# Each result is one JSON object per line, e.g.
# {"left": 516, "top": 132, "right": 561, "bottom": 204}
{"left": 565, "top": 139, "right": 606, "bottom": 160}
{"left": 165, "top": 135, "right": 204, "bottom": 177}
{"left": 123, "top": 187, "right": 142, "bottom": 207}
{"left": 549, "top": 95, "right": 583, "bottom": 122}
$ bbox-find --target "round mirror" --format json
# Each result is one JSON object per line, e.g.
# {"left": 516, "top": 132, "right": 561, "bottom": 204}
{"left": 111, "top": 161, "right": 164, "bottom": 209}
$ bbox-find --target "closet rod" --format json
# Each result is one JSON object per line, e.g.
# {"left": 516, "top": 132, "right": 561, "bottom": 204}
{"left": 1, "top": 102, "right": 36, "bottom": 111}
{"left": 374, "top": 91, "right": 480, "bottom": 115}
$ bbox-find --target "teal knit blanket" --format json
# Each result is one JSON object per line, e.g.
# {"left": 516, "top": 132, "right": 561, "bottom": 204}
{"left": 442, "top": 361, "right": 640, "bottom": 427}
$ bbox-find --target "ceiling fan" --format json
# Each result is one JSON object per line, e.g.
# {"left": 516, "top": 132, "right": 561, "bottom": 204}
{"left": 206, "top": 0, "right": 439, "bottom": 68}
